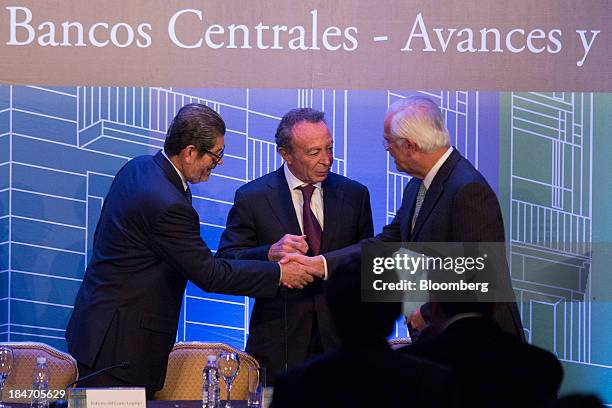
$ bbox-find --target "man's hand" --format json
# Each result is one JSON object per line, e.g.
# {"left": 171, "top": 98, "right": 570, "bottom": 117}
{"left": 405, "top": 307, "right": 431, "bottom": 342}
{"left": 278, "top": 261, "right": 315, "bottom": 289}
{"left": 268, "top": 234, "right": 309, "bottom": 261}
{"left": 280, "top": 253, "right": 325, "bottom": 279}
{"left": 407, "top": 307, "right": 427, "bottom": 332}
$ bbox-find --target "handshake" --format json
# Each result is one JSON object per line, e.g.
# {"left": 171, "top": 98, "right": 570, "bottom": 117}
{"left": 270, "top": 234, "right": 326, "bottom": 289}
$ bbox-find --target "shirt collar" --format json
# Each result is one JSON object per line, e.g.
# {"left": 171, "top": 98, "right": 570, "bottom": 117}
{"left": 422, "top": 146, "right": 453, "bottom": 190}
{"left": 283, "top": 163, "right": 323, "bottom": 191}
{"left": 442, "top": 312, "right": 482, "bottom": 331}
{"left": 161, "top": 149, "right": 188, "bottom": 191}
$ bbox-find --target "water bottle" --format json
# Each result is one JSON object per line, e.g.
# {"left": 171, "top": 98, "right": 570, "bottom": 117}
{"left": 31, "top": 356, "right": 50, "bottom": 408}
{"left": 202, "top": 355, "right": 220, "bottom": 408}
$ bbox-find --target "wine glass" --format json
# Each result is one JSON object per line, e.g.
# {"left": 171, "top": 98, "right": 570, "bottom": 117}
{"left": 218, "top": 352, "right": 240, "bottom": 408}
{"left": 0, "top": 346, "right": 13, "bottom": 408}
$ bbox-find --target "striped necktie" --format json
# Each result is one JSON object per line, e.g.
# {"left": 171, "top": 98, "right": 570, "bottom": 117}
{"left": 411, "top": 182, "right": 427, "bottom": 232}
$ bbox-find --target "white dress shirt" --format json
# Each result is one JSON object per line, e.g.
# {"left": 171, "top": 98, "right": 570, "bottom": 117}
{"left": 283, "top": 163, "right": 324, "bottom": 233}
{"left": 422, "top": 146, "right": 454, "bottom": 189}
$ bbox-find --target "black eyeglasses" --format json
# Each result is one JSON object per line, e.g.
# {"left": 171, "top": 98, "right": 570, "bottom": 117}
{"left": 203, "top": 146, "right": 225, "bottom": 165}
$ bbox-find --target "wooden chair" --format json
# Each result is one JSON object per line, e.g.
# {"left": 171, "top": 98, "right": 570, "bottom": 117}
{"left": 155, "top": 342, "right": 259, "bottom": 401}
{"left": 1, "top": 341, "right": 78, "bottom": 403}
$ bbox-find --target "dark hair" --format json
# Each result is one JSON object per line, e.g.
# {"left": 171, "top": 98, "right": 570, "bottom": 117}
{"left": 550, "top": 394, "right": 605, "bottom": 408}
{"left": 436, "top": 301, "right": 494, "bottom": 318}
{"left": 275, "top": 108, "right": 326, "bottom": 152}
{"left": 164, "top": 103, "right": 225, "bottom": 157}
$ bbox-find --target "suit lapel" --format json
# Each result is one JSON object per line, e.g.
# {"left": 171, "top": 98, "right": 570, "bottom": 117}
{"left": 265, "top": 168, "right": 302, "bottom": 235}
{"left": 153, "top": 150, "right": 185, "bottom": 195}
{"left": 411, "top": 149, "right": 462, "bottom": 240}
{"left": 400, "top": 179, "right": 420, "bottom": 241}
{"left": 320, "top": 174, "right": 344, "bottom": 253}
{"left": 411, "top": 180, "right": 443, "bottom": 240}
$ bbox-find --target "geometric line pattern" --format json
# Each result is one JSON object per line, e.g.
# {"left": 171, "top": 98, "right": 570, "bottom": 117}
{"left": 509, "top": 92, "right": 593, "bottom": 363}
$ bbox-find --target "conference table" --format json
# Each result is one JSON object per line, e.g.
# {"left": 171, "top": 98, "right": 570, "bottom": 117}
{"left": 13, "top": 401, "right": 250, "bottom": 408}
{"left": 149, "top": 401, "right": 248, "bottom": 408}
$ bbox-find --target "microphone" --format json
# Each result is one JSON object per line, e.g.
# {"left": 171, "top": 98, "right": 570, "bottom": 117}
{"left": 50, "top": 362, "right": 131, "bottom": 408}
{"left": 65, "top": 361, "right": 131, "bottom": 388}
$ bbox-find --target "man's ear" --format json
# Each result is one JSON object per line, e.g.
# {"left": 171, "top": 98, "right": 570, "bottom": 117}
{"left": 402, "top": 139, "right": 418, "bottom": 154}
{"left": 278, "top": 148, "right": 291, "bottom": 165}
{"left": 182, "top": 145, "right": 197, "bottom": 163}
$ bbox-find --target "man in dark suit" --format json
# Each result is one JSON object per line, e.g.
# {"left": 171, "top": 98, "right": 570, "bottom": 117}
{"left": 398, "top": 301, "right": 563, "bottom": 408}
{"left": 216, "top": 108, "right": 373, "bottom": 383}
{"left": 288, "top": 96, "right": 524, "bottom": 339}
{"left": 271, "top": 264, "right": 455, "bottom": 408}
{"left": 65, "top": 104, "right": 318, "bottom": 398}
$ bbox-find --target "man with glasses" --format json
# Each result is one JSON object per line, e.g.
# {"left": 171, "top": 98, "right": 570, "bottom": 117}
{"left": 216, "top": 108, "right": 374, "bottom": 384}
{"left": 201, "top": 145, "right": 224, "bottom": 166}
{"left": 66, "top": 104, "right": 319, "bottom": 398}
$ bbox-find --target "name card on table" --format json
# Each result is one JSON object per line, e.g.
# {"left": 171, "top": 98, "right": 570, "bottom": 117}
{"left": 85, "top": 388, "right": 146, "bottom": 408}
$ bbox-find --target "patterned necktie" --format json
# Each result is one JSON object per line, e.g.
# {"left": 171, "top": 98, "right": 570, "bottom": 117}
{"left": 185, "top": 185, "right": 192, "bottom": 204}
{"left": 411, "top": 182, "right": 427, "bottom": 232}
{"left": 298, "top": 184, "right": 323, "bottom": 256}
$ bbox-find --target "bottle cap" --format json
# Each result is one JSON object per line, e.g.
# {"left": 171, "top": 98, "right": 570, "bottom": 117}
{"left": 37, "top": 357, "right": 47, "bottom": 364}
{"left": 207, "top": 355, "right": 216, "bottom": 362}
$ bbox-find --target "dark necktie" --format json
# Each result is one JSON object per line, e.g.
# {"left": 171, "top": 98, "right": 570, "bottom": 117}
{"left": 185, "top": 185, "right": 192, "bottom": 204}
{"left": 298, "top": 184, "right": 322, "bottom": 256}
{"left": 411, "top": 182, "right": 427, "bottom": 232}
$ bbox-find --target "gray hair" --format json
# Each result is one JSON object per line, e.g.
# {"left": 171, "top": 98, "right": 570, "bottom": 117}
{"left": 275, "top": 108, "right": 326, "bottom": 152}
{"left": 388, "top": 96, "right": 450, "bottom": 153}
{"left": 164, "top": 103, "right": 225, "bottom": 157}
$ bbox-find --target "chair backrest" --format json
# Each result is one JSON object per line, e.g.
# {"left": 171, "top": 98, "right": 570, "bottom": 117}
{"left": 155, "top": 342, "right": 259, "bottom": 401}
{"left": 1, "top": 341, "right": 78, "bottom": 403}
{"left": 388, "top": 337, "right": 412, "bottom": 350}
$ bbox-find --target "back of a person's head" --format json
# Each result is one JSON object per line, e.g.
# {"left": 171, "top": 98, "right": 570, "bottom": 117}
{"left": 387, "top": 96, "right": 450, "bottom": 153}
{"left": 164, "top": 103, "right": 225, "bottom": 156}
{"left": 436, "top": 301, "right": 494, "bottom": 319}
{"left": 326, "top": 264, "right": 401, "bottom": 343}
{"left": 549, "top": 394, "right": 605, "bottom": 408}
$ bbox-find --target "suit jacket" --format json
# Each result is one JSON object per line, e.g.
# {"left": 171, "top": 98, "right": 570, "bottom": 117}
{"left": 399, "top": 316, "right": 563, "bottom": 408}
{"left": 271, "top": 338, "right": 455, "bottom": 408}
{"left": 216, "top": 167, "right": 373, "bottom": 382}
{"left": 326, "top": 149, "right": 524, "bottom": 338}
{"left": 65, "top": 151, "right": 280, "bottom": 392}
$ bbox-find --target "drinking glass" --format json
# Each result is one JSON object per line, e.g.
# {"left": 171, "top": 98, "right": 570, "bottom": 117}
{"left": 0, "top": 346, "right": 13, "bottom": 408}
{"left": 218, "top": 352, "right": 240, "bottom": 408}
{"left": 247, "top": 367, "right": 265, "bottom": 407}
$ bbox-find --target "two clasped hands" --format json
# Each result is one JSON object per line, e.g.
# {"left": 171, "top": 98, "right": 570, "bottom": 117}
{"left": 270, "top": 234, "right": 325, "bottom": 289}
{"left": 271, "top": 233, "right": 429, "bottom": 333}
